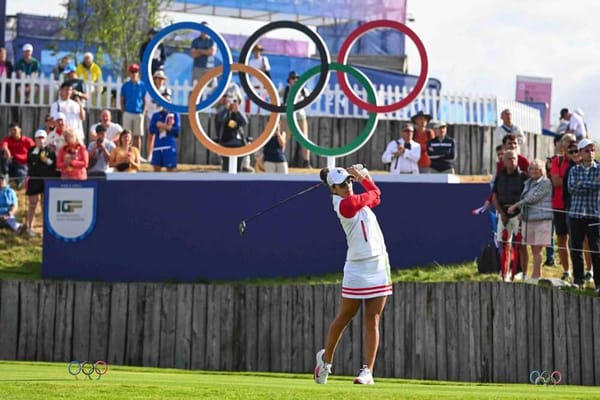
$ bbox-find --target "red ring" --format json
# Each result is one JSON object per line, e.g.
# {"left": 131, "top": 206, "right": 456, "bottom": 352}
{"left": 336, "top": 20, "right": 429, "bottom": 113}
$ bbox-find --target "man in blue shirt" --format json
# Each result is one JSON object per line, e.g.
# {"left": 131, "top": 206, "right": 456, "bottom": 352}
{"left": 120, "top": 64, "right": 147, "bottom": 157}
{"left": 147, "top": 88, "right": 180, "bottom": 172}
{"left": 0, "top": 175, "right": 22, "bottom": 233}
{"left": 567, "top": 138, "right": 600, "bottom": 291}
{"left": 190, "top": 21, "right": 216, "bottom": 85}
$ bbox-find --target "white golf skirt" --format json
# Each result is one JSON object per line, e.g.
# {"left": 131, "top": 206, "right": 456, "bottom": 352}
{"left": 341, "top": 253, "right": 393, "bottom": 299}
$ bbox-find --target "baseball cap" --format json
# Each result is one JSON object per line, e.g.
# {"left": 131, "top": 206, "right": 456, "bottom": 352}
{"left": 53, "top": 112, "right": 66, "bottom": 121}
{"left": 253, "top": 44, "right": 264, "bottom": 52}
{"left": 128, "top": 64, "right": 140, "bottom": 73}
{"left": 161, "top": 88, "right": 172, "bottom": 97}
{"left": 22, "top": 43, "right": 33, "bottom": 52}
{"left": 148, "top": 27, "right": 159, "bottom": 35}
{"left": 432, "top": 121, "right": 447, "bottom": 129}
{"left": 577, "top": 138, "right": 594, "bottom": 151}
{"left": 95, "top": 124, "right": 107, "bottom": 133}
{"left": 63, "top": 64, "right": 76, "bottom": 74}
{"left": 288, "top": 71, "right": 299, "bottom": 80}
{"left": 401, "top": 123, "right": 414, "bottom": 131}
{"left": 153, "top": 70, "right": 167, "bottom": 79}
{"left": 34, "top": 129, "right": 47, "bottom": 138}
{"left": 326, "top": 167, "right": 350, "bottom": 186}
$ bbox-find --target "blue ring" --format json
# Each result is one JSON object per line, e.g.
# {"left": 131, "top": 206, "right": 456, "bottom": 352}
{"left": 141, "top": 22, "right": 233, "bottom": 113}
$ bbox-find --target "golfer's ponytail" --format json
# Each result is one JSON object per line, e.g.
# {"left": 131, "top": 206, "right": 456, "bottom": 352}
{"left": 319, "top": 168, "right": 329, "bottom": 185}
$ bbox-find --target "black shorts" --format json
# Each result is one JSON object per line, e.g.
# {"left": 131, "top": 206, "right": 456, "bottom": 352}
{"left": 25, "top": 178, "right": 44, "bottom": 196}
{"left": 554, "top": 210, "right": 568, "bottom": 236}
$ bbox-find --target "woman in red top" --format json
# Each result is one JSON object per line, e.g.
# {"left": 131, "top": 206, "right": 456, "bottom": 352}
{"left": 57, "top": 128, "right": 88, "bottom": 180}
{"left": 411, "top": 111, "right": 435, "bottom": 172}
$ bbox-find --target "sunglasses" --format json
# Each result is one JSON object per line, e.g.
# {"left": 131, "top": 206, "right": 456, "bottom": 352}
{"left": 568, "top": 149, "right": 578, "bottom": 155}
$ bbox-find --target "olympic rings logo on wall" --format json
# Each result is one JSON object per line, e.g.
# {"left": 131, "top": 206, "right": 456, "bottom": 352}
{"left": 141, "top": 20, "right": 428, "bottom": 160}
{"left": 529, "top": 370, "right": 562, "bottom": 385}
{"left": 67, "top": 360, "right": 109, "bottom": 380}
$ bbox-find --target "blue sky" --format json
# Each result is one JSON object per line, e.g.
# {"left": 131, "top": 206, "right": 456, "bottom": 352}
{"left": 8, "top": 0, "right": 599, "bottom": 139}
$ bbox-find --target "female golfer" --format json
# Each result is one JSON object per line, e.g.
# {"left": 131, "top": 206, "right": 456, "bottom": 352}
{"left": 314, "top": 165, "right": 392, "bottom": 385}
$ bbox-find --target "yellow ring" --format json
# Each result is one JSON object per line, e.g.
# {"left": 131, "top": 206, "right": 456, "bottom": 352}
{"left": 188, "top": 63, "right": 280, "bottom": 157}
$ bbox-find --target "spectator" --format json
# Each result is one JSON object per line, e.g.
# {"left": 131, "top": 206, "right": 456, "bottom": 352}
{"left": 89, "top": 109, "right": 123, "bottom": 142}
{"left": 147, "top": 88, "right": 180, "bottom": 172}
{"left": 215, "top": 96, "right": 248, "bottom": 172}
{"left": 491, "top": 149, "right": 527, "bottom": 281}
{"left": 41, "top": 114, "right": 55, "bottom": 135}
{"left": 47, "top": 112, "right": 68, "bottom": 153}
{"left": 57, "top": 129, "right": 88, "bottom": 180}
{"left": 497, "top": 134, "right": 530, "bottom": 174}
{"left": 246, "top": 44, "right": 271, "bottom": 115}
{"left": 87, "top": 125, "right": 115, "bottom": 177}
{"left": 560, "top": 108, "right": 588, "bottom": 141}
{"left": 0, "top": 47, "right": 14, "bottom": 78}
{"left": 109, "top": 130, "right": 141, "bottom": 173}
{"left": 262, "top": 123, "right": 288, "bottom": 174}
{"left": 139, "top": 28, "right": 166, "bottom": 74}
{"left": 144, "top": 69, "right": 168, "bottom": 137}
{"left": 495, "top": 108, "right": 525, "bottom": 148}
{"left": 52, "top": 55, "right": 73, "bottom": 80}
{"left": 50, "top": 82, "right": 86, "bottom": 142}
{"left": 190, "top": 21, "right": 216, "bottom": 85}
{"left": 0, "top": 123, "right": 35, "bottom": 189}
{"left": 0, "top": 175, "right": 22, "bottom": 233}
{"left": 507, "top": 159, "right": 553, "bottom": 282}
{"left": 427, "top": 121, "right": 456, "bottom": 173}
{"left": 25, "top": 130, "right": 58, "bottom": 237}
{"left": 280, "top": 71, "right": 311, "bottom": 168}
{"left": 76, "top": 52, "right": 103, "bottom": 90}
{"left": 566, "top": 139, "right": 600, "bottom": 290}
{"left": 63, "top": 64, "right": 88, "bottom": 102}
{"left": 561, "top": 141, "right": 594, "bottom": 283}
{"left": 381, "top": 123, "right": 420, "bottom": 174}
{"left": 14, "top": 43, "right": 41, "bottom": 102}
{"left": 120, "top": 64, "right": 146, "bottom": 158}
{"left": 410, "top": 111, "right": 435, "bottom": 173}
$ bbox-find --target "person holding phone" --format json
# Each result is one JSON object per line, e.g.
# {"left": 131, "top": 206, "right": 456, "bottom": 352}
{"left": 147, "top": 88, "right": 180, "bottom": 172}
{"left": 314, "top": 165, "right": 392, "bottom": 385}
{"left": 87, "top": 124, "right": 115, "bottom": 177}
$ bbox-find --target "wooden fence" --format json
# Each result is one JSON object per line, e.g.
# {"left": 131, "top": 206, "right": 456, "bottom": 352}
{"left": 0, "top": 279, "right": 598, "bottom": 385}
{"left": 0, "top": 106, "right": 553, "bottom": 174}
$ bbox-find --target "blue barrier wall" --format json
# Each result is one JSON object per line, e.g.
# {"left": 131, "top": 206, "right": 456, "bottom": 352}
{"left": 42, "top": 177, "right": 491, "bottom": 282}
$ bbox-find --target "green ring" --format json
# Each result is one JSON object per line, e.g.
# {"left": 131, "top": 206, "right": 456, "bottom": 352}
{"left": 285, "top": 62, "right": 378, "bottom": 157}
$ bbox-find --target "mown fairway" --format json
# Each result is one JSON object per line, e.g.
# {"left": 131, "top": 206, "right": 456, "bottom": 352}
{"left": 0, "top": 361, "right": 599, "bottom": 400}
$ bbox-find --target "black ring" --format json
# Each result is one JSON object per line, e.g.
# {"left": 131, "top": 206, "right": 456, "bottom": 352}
{"left": 238, "top": 20, "right": 331, "bottom": 113}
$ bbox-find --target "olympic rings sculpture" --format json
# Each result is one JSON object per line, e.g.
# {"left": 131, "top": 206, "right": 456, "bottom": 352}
{"left": 529, "top": 370, "right": 562, "bottom": 385}
{"left": 67, "top": 360, "right": 109, "bottom": 380}
{"left": 141, "top": 19, "right": 428, "bottom": 160}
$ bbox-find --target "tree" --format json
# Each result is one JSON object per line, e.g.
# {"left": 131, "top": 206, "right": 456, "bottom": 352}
{"left": 63, "top": 0, "right": 170, "bottom": 78}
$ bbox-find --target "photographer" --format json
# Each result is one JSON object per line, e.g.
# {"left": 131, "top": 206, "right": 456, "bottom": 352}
{"left": 381, "top": 123, "right": 420, "bottom": 174}
{"left": 87, "top": 125, "right": 115, "bottom": 177}
{"left": 215, "top": 96, "right": 248, "bottom": 172}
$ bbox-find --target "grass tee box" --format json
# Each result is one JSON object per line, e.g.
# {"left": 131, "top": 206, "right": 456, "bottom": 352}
{"left": 1, "top": 361, "right": 599, "bottom": 400}
{"left": 42, "top": 174, "right": 491, "bottom": 282}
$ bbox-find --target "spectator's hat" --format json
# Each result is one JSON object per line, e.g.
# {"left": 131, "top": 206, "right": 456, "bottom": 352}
{"left": 153, "top": 70, "right": 167, "bottom": 80}
{"left": 288, "top": 71, "right": 299, "bottom": 80}
{"left": 161, "top": 88, "right": 172, "bottom": 97}
{"left": 128, "top": 64, "right": 140, "bottom": 73}
{"left": 53, "top": 112, "right": 66, "bottom": 121}
{"left": 410, "top": 110, "right": 432, "bottom": 123}
{"left": 63, "top": 64, "right": 76, "bottom": 74}
{"left": 148, "top": 27, "right": 159, "bottom": 35}
{"left": 326, "top": 167, "right": 351, "bottom": 186}
{"left": 401, "top": 123, "right": 414, "bottom": 131}
{"left": 577, "top": 138, "right": 594, "bottom": 151}
{"left": 22, "top": 43, "right": 33, "bottom": 52}
{"left": 95, "top": 124, "right": 107, "bottom": 133}
{"left": 432, "top": 121, "right": 447, "bottom": 129}
{"left": 34, "top": 129, "right": 47, "bottom": 139}
{"left": 253, "top": 44, "right": 264, "bottom": 52}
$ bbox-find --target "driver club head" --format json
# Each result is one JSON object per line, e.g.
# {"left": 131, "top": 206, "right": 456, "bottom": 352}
{"left": 238, "top": 220, "right": 247, "bottom": 236}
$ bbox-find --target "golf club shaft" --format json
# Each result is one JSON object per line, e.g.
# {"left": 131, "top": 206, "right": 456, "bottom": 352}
{"left": 243, "top": 182, "right": 323, "bottom": 223}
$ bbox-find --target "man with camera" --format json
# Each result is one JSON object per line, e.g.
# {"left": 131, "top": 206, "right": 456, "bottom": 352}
{"left": 381, "top": 123, "right": 421, "bottom": 174}
{"left": 87, "top": 124, "right": 115, "bottom": 177}
{"left": 215, "top": 95, "right": 249, "bottom": 172}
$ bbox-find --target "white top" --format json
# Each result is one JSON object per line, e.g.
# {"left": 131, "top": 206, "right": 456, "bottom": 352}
{"left": 248, "top": 55, "right": 270, "bottom": 88}
{"left": 87, "top": 139, "right": 116, "bottom": 172}
{"left": 495, "top": 124, "right": 525, "bottom": 146}
{"left": 47, "top": 130, "right": 66, "bottom": 151}
{"left": 332, "top": 194, "right": 386, "bottom": 261}
{"left": 50, "top": 99, "right": 84, "bottom": 141}
{"left": 381, "top": 138, "right": 420, "bottom": 174}
{"left": 90, "top": 122, "right": 123, "bottom": 142}
{"left": 144, "top": 84, "right": 166, "bottom": 118}
{"left": 568, "top": 112, "right": 588, "bottom": 140}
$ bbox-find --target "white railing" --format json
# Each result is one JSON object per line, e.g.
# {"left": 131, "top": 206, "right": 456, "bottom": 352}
{"left": 0, "top": 73, "right": 542, "bottom": 133}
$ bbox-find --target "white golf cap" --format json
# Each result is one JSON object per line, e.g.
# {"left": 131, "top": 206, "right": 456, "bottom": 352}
{"left": 326, "top": 167, "right": 350, "bottom": 186}
{"left": 53, "top": 112, "right": 66, "bottom": 121}
{"left": 34, "top": 129, "right": 47, "bottom": 138}
{"left": 577, "top": 138, "right": 594, "bottom": 151}
{"left": 22, "top": 43, "right": 33, "bottom": 52}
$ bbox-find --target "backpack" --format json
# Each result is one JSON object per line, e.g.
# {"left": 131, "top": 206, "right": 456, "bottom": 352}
{"left": 477, "top": 243, "right": 500, "bottom": 274}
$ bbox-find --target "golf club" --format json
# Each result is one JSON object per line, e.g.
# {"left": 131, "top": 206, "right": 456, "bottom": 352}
{"left": 239, "top": 182, "right": 323, "bottom": 236}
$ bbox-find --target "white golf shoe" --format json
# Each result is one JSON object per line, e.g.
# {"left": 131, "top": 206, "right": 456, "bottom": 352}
{"left": 353, "top": 365, "right": 374, "bottom": 384}
{"left": 314, "top": 349, "right": 331, "bottom": 384}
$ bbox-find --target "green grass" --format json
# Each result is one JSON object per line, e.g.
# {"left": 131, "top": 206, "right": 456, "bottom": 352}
{"left": 0, "top": 361, "right": 598, "bottom": 400}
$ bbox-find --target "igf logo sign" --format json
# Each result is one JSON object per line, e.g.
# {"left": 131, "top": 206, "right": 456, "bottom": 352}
{"left": 56, "top": 200, "right": 83, "bottom": 213}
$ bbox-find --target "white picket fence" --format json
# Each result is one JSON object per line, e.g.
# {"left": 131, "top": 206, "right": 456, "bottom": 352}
{"left": 0, "top": 74, "right": 542, "bottom": 133}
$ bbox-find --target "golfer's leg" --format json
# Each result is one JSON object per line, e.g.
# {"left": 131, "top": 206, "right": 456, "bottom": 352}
{"left": 363, "top": 296, "right": 387, "bottom": 371}
{"left": 531, "top": 245, "right": 542, "bottom": 278}
{"left": 324, "top": 298, "right": 361, "bottom": 364}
